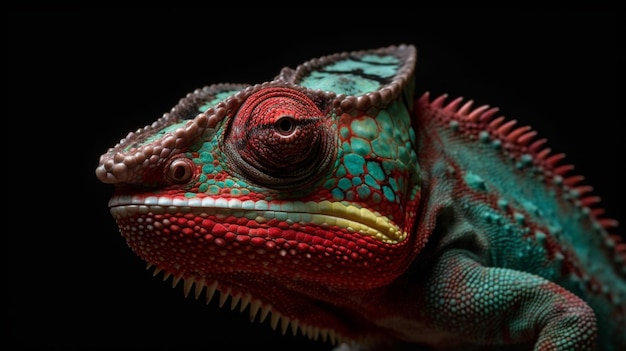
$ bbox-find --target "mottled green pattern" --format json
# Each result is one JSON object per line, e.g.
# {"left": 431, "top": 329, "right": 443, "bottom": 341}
{"left": 300, "top": 56, "right": 399, "bottom": 96}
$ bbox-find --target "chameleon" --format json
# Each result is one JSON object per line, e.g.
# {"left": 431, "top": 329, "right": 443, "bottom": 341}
{"left": 96, "top": 44, "right": 625, "bottom": 350}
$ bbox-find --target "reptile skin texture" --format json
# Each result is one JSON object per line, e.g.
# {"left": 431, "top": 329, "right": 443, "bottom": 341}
{"left": 96, "top": 44, "right": 625, "bottom": 350}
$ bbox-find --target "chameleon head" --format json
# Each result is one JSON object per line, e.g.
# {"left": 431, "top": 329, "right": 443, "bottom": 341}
{"left": 96, "top": 45, "right": 422, "bottom": 338}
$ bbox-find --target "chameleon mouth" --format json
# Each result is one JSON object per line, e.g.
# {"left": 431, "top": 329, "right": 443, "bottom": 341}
{"left": 146, "top": 265, "right": 347, "bottom": 345}
{"left": 109, "top": 195, "right": 407, "bottom": 244}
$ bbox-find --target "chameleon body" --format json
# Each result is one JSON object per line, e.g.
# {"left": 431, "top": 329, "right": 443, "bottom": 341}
{"left": 96, "top": 45, "right": 625, "bottom": 350}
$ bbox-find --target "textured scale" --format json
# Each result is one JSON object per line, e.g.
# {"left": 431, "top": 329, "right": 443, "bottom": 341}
{"left": 96, "top": 45, "right": 625, "bottom": 350}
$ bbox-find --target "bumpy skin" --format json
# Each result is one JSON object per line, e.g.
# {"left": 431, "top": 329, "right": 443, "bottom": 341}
{"left": 96, "top": 45, "right": 626, "bottom": 350}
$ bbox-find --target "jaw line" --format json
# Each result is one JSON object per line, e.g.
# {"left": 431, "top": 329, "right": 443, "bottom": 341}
{"left": 109, "top": 195, "right": 407, "bottom": 244}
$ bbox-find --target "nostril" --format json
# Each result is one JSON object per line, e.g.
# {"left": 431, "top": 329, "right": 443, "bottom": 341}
{"left": 166, "top": 158, "right": 195, "bottom": 184}
{"left": 173, "top": 165, "right": 186, "bottom": 179}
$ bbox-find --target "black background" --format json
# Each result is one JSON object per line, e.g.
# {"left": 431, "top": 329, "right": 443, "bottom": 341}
{"left": 7, "top": 8, "right": 622, "bottom": 349}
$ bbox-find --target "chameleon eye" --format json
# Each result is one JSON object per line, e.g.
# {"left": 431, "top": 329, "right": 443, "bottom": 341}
{"left": 274, "top": 115, "right": 296, "bottom": 136}
{"left": 224, "top": 87, "right": 336, "bottom": 189}
{"left": 165, "top": 157, "right": 195, "bottom": 184}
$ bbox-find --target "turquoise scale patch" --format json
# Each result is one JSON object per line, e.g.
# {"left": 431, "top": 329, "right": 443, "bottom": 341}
{"left": 331, "top": 188, "right": 344, "bottom": 200}
{"left": 371, "top": 139, "right": 392, "bottom": 159}
{"left": 465, "top": 172, "right": 487, "bottom": 192}
{"left": 342, "top": 141, "right": 352, "bottom": 153}
{"left": 364, "top": 174, "right": 380, "bottom": 189}
{"left": 408, "top": 128, "right": 417, "bottom": 144}
{"left": 200, "top": 151, "right": 213, "bottom": 163}
{"left": 338, "top": 178, "right": 352, "bottom": 191}
{"left": 520, "top": 154, "right": 533, "bottom": 166}
{"left": 208, "top": 185, "right": 220, "bottom": 194}
{"left": 381, "top": 160, "right": 398, "bottom": 175}
{"left": 389, "top": 177, "right": 399, "bottom": 192}
{"left": 366, "top": 162, "right": 385, "bottom": 181}
{"left": 397, "top": 145, "right": 410, "bottom": 162}
{"left": 357, "top": 184, "right": 371, "bottom": 199}
{"left": 382, "top": 185, "right": 395, "bottom": 201}
{"left": 324, "top": 178, "right": 338, "bottom": 189}
{"left": 350, "top": 118, "right": 378, "bottom": 139}
{"left": 343, "top": 154, "right": 365, "bottom": 176}
{"left": 375, "top": 110, "right": 393, "bottom": 135}
{"left": 340, "top": 126, "right": 350, "bottom": 139}
{"left": 350, "top": 137, "right": 372, "bottom": 156}
{"left": 396, "top": 177, "right": 405, "bottom": 194}
{"left": 345, "top": 190, "right": 355, "bottom": 201}
{"left": 336, "top": 165, "right": 347, "bottom": 178}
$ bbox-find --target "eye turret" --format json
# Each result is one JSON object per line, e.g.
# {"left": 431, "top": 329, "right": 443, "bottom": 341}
{"left": 223, "top": 87, "right": 335, "bottom": 190}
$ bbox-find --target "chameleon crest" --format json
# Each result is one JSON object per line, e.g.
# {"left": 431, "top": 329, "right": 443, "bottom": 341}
{"left": 97, "top": 45, "right": 625, "bottom": 350}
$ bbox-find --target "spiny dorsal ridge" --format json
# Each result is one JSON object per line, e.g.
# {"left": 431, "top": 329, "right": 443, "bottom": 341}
{"left": 421, "top": 92, "right": 625, "bottom": 276}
